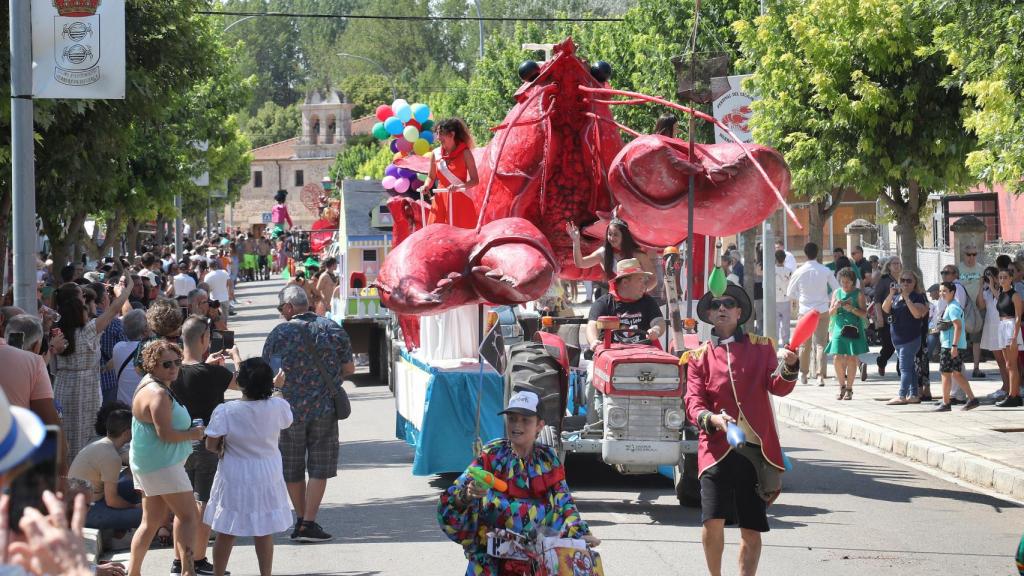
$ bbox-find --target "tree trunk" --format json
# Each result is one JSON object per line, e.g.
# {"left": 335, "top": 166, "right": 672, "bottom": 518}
{"left": 806, "top": 187, "right": 848, "bottom": 252}
{"left": 125, "top": 219, "right": 140, "bottom": 259}
{"left": 154, "top": 215, "right": 166, "bottom": 247}
{"left": 889, "top": 180, "right": 926, "bottom": 278}
{"left": 44, "top": 212, "right": 87, "bottom": 274}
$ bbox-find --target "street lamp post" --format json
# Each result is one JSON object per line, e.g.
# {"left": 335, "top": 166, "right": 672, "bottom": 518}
{"left": 336, "top": 53, "right": 398, "bottom": 102}
{"left": 469, "top": 0, "right": 484, "bottom": 58}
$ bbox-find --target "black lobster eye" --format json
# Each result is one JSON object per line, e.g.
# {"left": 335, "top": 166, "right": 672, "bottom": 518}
{"left": 590, "top": 61, "right": 612, "bottom": 83}
{"left": 518, "top": 60, "right": 541, "bottom": 82}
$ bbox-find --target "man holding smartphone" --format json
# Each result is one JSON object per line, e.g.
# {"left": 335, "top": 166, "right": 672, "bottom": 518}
{"left": 170, "top": 315, "right": 241, "bottom": 575}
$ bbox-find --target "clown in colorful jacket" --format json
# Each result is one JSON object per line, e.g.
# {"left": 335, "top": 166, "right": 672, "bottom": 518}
{"left": 438, "top": 438, "right": 592, "bottom": 575}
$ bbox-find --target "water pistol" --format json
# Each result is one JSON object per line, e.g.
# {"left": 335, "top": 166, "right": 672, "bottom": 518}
{"left": 467, "top": 466, "right": 508, "bottom": 492}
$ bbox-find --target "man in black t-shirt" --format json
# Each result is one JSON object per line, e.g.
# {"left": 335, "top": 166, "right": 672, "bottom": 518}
{"left": 170, "top": 315, "right": 240, "bottom": 575}
{"left": 586, "top": 258, "right": 665, "bottom": 345}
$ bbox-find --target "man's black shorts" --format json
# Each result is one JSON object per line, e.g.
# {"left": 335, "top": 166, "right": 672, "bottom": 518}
{"left": 700, "top": 450, "right": 769, "bottom": 532}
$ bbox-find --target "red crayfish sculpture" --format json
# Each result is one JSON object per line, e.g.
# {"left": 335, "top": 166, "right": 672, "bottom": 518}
{"left": 377, "top": 38, "right": 795, "bottom": 317}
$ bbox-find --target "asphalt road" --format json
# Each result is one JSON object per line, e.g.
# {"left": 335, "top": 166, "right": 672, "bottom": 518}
{"left": 122, "top": 279, "right": 1024, "bottom": 575}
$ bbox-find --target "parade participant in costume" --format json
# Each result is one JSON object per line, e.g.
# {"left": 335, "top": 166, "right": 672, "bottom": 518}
{"left": 586, "top": 258, "right": 665, "bottom": 345}
{"left": 569, "top": 217, "right": 657, "bottom": 295}
{"left": 271, "top": 190, "right": 293, "bottom": 237}
{"left": 417, "top": 118, "right": 479, "bottom": 229}
{"left": 438, "top": 390, "right": 599, "bottom": 575}
{"left": 683, "top": 282, "right": 798, "bottom": 576}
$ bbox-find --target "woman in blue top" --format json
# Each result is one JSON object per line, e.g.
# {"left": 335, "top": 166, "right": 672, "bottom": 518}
{"left": 881, "top": 270, "right": 929, "bottom": 404}
{"left": 128, "top": 340, "right": 205, "bottom": 576}
{"left": 934, "top": 282, "right": 979, "bottom": 411}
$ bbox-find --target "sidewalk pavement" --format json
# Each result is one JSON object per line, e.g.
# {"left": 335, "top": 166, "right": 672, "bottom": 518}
{"left": 774, "top": 351, "right": 1024, "bottom": 501}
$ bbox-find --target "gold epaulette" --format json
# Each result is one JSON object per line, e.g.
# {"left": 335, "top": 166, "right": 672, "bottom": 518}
{"left": 748, "top": 334, "right": 777, "bottom": 349}
{"left": 679, "top": 343, "right": 710, "bottom": 365}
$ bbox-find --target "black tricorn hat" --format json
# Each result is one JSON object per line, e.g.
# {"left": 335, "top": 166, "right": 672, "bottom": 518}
{"left": 696, "top": 282, "right": 753, "bottom": 326}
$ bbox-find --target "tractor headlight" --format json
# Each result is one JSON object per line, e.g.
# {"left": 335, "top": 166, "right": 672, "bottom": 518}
{"left": 664, "top": 409, "right": 684, "bottom": 430}
{"left": 606, "top": 406, "right": 628, "bottom": 429}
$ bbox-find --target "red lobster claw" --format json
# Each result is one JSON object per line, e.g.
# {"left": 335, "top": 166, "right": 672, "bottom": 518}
{"left": 376, "top": 218, "right": 557, "bottom": 316}
{"left": 608, "top": 134, "right": 791, "bottom": 246}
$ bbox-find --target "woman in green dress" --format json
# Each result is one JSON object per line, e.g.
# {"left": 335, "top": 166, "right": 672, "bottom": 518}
{"left": 826, "top": 267, "right": 869, "bottom": 399}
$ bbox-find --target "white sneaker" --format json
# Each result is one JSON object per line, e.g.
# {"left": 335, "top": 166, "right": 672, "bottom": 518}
{"left": 985, "top": 389, "right": 1008, "bottom": 401}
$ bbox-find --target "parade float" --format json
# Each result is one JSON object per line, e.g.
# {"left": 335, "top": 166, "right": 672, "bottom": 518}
{"left": 374, "top": 38, "right": 798, "bottom": 495}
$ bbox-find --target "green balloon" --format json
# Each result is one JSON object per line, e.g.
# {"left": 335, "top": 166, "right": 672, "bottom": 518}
{"left": 421, "top": 119, "right": 434, "bottom": 131}
{"left": 708, "top": 267, "right": 728, "bottom": 297}
{"left": 372, "top": 122, "right": 388, "bottom": 140}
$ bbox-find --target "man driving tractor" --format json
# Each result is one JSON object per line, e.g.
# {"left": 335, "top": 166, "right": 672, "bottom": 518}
{"left": 586, "top": 258, "right": 666, "bottom": 346}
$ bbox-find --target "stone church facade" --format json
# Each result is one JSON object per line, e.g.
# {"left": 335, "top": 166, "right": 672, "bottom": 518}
{"left": 227, "top": 89, "right": 362, "bottom": 234}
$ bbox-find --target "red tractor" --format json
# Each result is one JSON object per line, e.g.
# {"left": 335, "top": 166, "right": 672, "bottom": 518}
{"left": 505, "top": 315, "right": 700, "bottom": 506}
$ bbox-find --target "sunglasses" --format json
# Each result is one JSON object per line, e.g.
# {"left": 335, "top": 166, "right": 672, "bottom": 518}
{"left": 710, "top": 298, "right": 738, "bottom": 310}
{"left": 966, "top": 253, "right": 978, "bottom": 257}
{"left": 160, "top": 358, "right": 183, "bottom": 369}
{"left": 277, "top": 303, "right": 287, "bottom": 312}
{"left": 900, "top": 278, "right": 915, "bottom": 284}
{"left": 941, "top": 270, "right": 954, "bottom": 275}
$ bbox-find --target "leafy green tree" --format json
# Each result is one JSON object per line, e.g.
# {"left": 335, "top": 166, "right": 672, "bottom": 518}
{"left": 932, "top": 1, "right": 1024, "bottom": 191}
{"left": 734, "top": 0, "right": 976, "bottom": 270}
{"left": 243, "top": 101, "right": 302, "bottom": 148}
{"left": 28, "top": 0, "right": 254, "bottom": 265}
{"left": 329, "top": 139, "right": 381, "bottom": 181}
{"left": 336, "top": 75, "right": 396, "bottom": 119}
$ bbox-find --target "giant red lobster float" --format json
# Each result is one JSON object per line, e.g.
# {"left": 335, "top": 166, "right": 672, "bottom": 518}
{"left": 377, "top": 38, "right": 795, "bottom": 321}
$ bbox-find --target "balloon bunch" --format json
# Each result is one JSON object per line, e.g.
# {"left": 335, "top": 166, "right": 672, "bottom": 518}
{"left": 372, "top": 98, "right": 435, "bottom": 196}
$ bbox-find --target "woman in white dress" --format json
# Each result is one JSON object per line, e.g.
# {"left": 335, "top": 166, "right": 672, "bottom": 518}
{"left": 204, "top": 358, "right": 292, "bottom": 576}
{"left": 976, "top": 267, "right": 1009, "bottom": 391}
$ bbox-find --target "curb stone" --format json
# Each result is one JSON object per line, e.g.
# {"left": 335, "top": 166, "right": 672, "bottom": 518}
{"left": 774, "top": 395, "right": 1024, "bottom": 501}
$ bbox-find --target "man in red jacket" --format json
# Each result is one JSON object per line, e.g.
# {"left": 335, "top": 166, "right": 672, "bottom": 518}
{"left": 683, "top": 282, "right": 798, "bottom": 576}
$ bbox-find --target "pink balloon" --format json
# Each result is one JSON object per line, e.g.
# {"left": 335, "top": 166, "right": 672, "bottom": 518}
{"left": 396, "top": 138, "right": 413, "bottom": 153}
{"left": 393, "top": 178, "right": 410, "bottom": 194}
{"left": 381, "top": 175, "right": 397, "bottom": 189}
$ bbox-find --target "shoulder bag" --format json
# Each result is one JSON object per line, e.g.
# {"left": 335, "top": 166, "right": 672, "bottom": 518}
{"left": 294, "top": 320, "right": 351, "bottom": 420}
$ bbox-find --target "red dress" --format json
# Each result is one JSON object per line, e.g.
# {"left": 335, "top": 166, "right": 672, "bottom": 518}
{"left": 428, "top": 143, "right": 478, "bottom": 229}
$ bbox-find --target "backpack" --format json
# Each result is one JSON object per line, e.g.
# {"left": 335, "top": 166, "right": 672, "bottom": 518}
{"left": 960, "top": 282, "right": 983, "bottom": 334}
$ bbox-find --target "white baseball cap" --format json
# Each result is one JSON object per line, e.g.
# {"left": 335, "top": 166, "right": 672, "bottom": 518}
{"left": 0, "top": 387, "right": 45, "bottom": 474}
{"left": 499, "top": 390, "right": 540, "bottom": 417}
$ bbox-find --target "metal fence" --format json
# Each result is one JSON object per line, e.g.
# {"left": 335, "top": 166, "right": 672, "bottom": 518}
{"left": 862, "top": 244, "right": 954, "bottom": 289}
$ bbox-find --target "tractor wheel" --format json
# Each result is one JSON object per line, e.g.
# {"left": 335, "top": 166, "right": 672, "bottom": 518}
{"left": 537, "top": 425, "right": 565, "bottom": 463}
{"left": 674, "top": 453, "right": 701, "bottom": 507}
{"left": 505, "top": 341, "right": 563, "bottom": 436}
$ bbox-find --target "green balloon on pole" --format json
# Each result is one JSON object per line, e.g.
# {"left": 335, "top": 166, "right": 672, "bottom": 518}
{"left": 708, "top": 267, "right": 728, "bottom": 297}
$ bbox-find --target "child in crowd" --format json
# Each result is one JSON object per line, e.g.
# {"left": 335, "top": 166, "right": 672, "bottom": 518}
{"left": 203, "top": 359, "right": 291, "bottom": 576}
{"left": 935, "top": 281, "right": 979, "bottom": 411}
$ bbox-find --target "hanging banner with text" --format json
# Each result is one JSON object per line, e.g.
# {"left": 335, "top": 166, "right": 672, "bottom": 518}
{"left": 32, "top": 0, "right": 125, "bottom": 99}
{"left": 712, "top": 74, "right": 756, "bottom": 145}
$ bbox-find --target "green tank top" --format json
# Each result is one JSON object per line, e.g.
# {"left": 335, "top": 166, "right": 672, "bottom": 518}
{"left": 129, "top": 377, "right": 192, "bottom": 475}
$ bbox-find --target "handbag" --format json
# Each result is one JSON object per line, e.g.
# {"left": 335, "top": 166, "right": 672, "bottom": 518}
{"left": 840, "top": 324, "right": 860, "bottom": 339}
{"left": 930, "top": 320, "right": 953, "bottom": 335}
{"left": 294, "top": 320, "right": 351, "bottom": 420}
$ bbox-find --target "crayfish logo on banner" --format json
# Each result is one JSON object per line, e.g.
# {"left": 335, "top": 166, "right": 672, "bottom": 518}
{"left": 51, "top": 0, "right": 102, "bottom": 86}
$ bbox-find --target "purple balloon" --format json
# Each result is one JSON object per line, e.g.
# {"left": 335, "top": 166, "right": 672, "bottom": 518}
{"left": 385, "top": 164, "right": 399, "bottom": 178}
{"left": 389, "top": 139, "right": 400, "bottom": 153}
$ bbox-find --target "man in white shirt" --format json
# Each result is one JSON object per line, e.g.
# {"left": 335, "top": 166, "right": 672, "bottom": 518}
{"left": 957, "top": 244, "right": 986, "bottom": 378}
{"left": 171, "top": 261, "right": 197, "bottom": 298}
{"left": 775, "top": 240, "right": 797, "bottom": 272}
{"left": 786, "top": 242, "right": 840, "bottom": 386}
{"left": 204, "top": 259, "right": 232, "bottom": 318}
{"left": 774, "top": 249, "right": 793, "bottom": 343}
